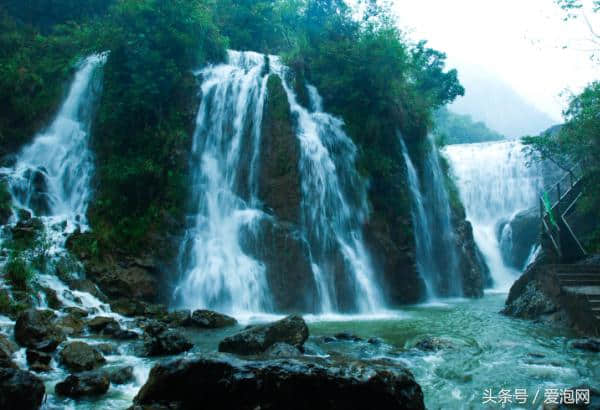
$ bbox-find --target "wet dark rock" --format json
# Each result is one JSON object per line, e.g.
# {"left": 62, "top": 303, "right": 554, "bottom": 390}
{"left": 414, "top": 337, "right": 455, "bottom": 352}
{"left": 110, "top": 299, "right": 147, "bottom": 317}
{"left": 59, "top": 341, "right": 106, "bottom": 372}
{"left": 69, "top": 279, "right": 107, "bottom": 302}
{"left": 503, "top": 279, "right": 559, "bottom": 319}
{"left": 14, "top": 309, "right": 65, "bottom": 352}
{"left": 41, "top": 287, "right": 63, "bottom": 309}
{"left": 258, "top": 74, "right": 302, "bottom": 225}
{"left": 219, "top": 315, "right": 309, "bottom": 355}
{"left": 103, "top": 365, "right": 135, "bottom": 385}
{"left": 26, "top": 349, "right": 52, "bottom": 372}
{"left": 334, "top": 332, "right": 363, "bottom": 342}
{"left": 368, "top": 337, "right": 384, "bottom": 345}
{"left": 321, "top": 336, "right": 336, "bottom": 343}
{"left": 455, "top": 220, "right": 489, "bottom": 296}
{"left": 141, "top": 321, "right": 193, "bottom": 357}
{"left": 0, "top": 368, "right": 45, "bottom": 410}
{"left": 188, "top": 310, "right": 237, "bottom": 329}
{"left": 0, "top": 334, "right": 17, "bottom": 369}
{"left": 165, "top": 310, "right": 191, "bottom": 327}
{"left": 90, "top": 267, "right": 158, "bottom": 302}
{"left": 264, "top": 342, "right": 302, "bottom": 358}
{"left": 10, "top": 216, "right": 43, "bottom": 242}
{"left": 571, "top": 338, "right": 600, "bottom": 353}
{"left": 364, "top": 215, "right": 427, "bottom": 306}
{"left": 56, "top": 314, "right": 85, "bottom": 336}
{"left": 96, "top": 343, "right": 118, "bottom": 356}
{"left": 105, "top": 325, "right": 139, "bottom": 340}
{"left": 499, "top": 208, "right": 539, "bottom": 270}
{"left": 63, "top": 307, "right": 89, "bottom": 318}
{"left": 55, "top": 372, "right": 110, "bottom": 398}
{"left": 87, "top": 316, "right": 118, "bottom": 333}
{"left": 134, "top": 353, "right": 425, "bottom": 410}
{"left": 241, "top": 220, "right": 318, "bottom": 312}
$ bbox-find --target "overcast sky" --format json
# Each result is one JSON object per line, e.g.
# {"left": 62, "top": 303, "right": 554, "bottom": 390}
{"left": 389, "top": 0, "right": 599, "bottom": 121}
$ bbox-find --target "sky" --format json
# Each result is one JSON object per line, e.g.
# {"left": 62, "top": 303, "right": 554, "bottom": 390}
{"left": 388, "top": 0, "right": 599, "bottom": 121}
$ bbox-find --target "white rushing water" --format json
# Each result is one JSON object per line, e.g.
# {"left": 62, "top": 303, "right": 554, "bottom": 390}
{"left": 174, "top": 51, "right": 381, "bottom": 314}
{"left": 400, "top": 135, "right": 462, "bottom": 299}
{"left": 443, "top": 140, "right": 543, "bottom": 290}
{"left": 4, "top": 54, "right": 106, "bottom": 230}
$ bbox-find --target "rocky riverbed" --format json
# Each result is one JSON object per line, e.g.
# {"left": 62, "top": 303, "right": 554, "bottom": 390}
{"left": 0, "top": 292, "right": 599, "bottom": 409}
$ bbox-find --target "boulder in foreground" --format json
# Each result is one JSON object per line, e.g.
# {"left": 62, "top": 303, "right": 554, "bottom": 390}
{"left": 218, "top": 315, "right": 308, "bottom": 355}
{"left": 134, "top": 353, "right": 425, "bottom": 410}
{"left": 0, "top": 368, "right": 45, "bottom": 410}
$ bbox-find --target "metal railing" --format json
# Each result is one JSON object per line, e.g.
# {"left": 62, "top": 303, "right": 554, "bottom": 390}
{"left": 540, "top": 161, "right": 587, "bottom": 261}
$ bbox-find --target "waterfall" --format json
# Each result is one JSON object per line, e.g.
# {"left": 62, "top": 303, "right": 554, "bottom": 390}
{"left": 3, "top": 54, "right": 106, "bottom": 230}
{"left": 400, "top": 135, "right": 462, "bottom": 299}
{"left": 0, "top": 54, "right": 110, "bottom": 311}
{"left": 443, "top": 140, "right": 543, "bottom": 290}
{"left": 174, "top": 51, "right": 382, "bottom": 314}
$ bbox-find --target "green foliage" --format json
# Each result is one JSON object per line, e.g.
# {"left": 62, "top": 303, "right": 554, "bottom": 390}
{"left": 0, "top": 9, "right": 93, "bottom": 155}
{"left": 434, "top": 107, "right": 505, "bottom": 145}
{"left": 89, "top": 0, "right": 226, "bottom": 249}
{"left": 524, "top": 81, "right": 600, "bottom": 250}
{"left": 2, "top": 0, "right": 114, "bottom": 31}
{"left": 4, "top": 255, "right": 34, "bottom": 291}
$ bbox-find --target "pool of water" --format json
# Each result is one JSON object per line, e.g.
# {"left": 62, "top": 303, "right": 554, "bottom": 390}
{"left": 308, "top": 293, "right": 600, "bottom": 409}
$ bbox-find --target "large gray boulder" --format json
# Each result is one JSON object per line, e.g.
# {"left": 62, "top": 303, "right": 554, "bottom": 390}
{"left": 218, "top": 315, "right": 308, "bottom": 355}
{"left": 14, "top": 309, "right": 65, "bottom": 352}
{"left": 133, "top": 353, "right": 425, "bottom": 410}
{"left": 188, "top": 310, "right": 237, "bottom": 329}
{"left": 59, "top": 341, "right": 106, "bottom": 372}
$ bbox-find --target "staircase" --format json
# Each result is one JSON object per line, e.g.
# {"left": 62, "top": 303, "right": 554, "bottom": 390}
{"left": 553, "top": 264, "right": 600, "bottom": 334}
{"left": 540, "top": 162, "right": 587, "bottom": 263}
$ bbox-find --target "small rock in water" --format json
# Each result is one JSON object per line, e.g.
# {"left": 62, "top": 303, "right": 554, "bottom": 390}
{"left": 55, "top": 372, "right": 110, "bottom": 398}
{"left": 103, "top": 365, "right": 135, "bottom": 385}
{"left": 26, "top": 349, "right": 52, "bottom": 372}
{"left": 334, "top": 332, "right": 363, "bottom": 342}
{"left": 59, "top": 341, "right": 106, "bottom": 372}
{"left": 188, "top": 309, "right": 237, "bottom": 329}
{"left": 219, "top": 315, "right": 308, "bottom": 356}
{"left": 0, "top": 368, "right": 45, "bottom": 410}
{"left": 140, "top": 320, "right": 193, "bottom": 357}
{"left": 41, "top": 287, "right": 63, "bottom": 310}
{"left": 414, "top": 336, "right": 454, "bottom": 352}
{"left": 571, "top": 338, "right": 600, "bottom": 353}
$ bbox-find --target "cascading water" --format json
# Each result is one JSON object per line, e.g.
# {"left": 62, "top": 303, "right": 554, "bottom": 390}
{"left": 0, "top": 53, "right": 111, "bottom": 312}
{"left": 174, "top": 51, "right": 381, "bottom": 314}
{"left": 4, "top": 54, "right": 106, "bottom": 229}
{"left": 400, "top": 135, "right": 462, "bottom": 298}
{"left": 443, "top": 140, "right": 544, "bottom": 290}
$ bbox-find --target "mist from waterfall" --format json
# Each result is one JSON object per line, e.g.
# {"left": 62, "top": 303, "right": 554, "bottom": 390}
{"left": 174, "top": 51, "right": 382, "bottom": 315}
{"left": 400, "top": 135, "right": 462, "bottom": 299}
{"left": 443, "top": 140, "right": 543, "bottom": 290}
